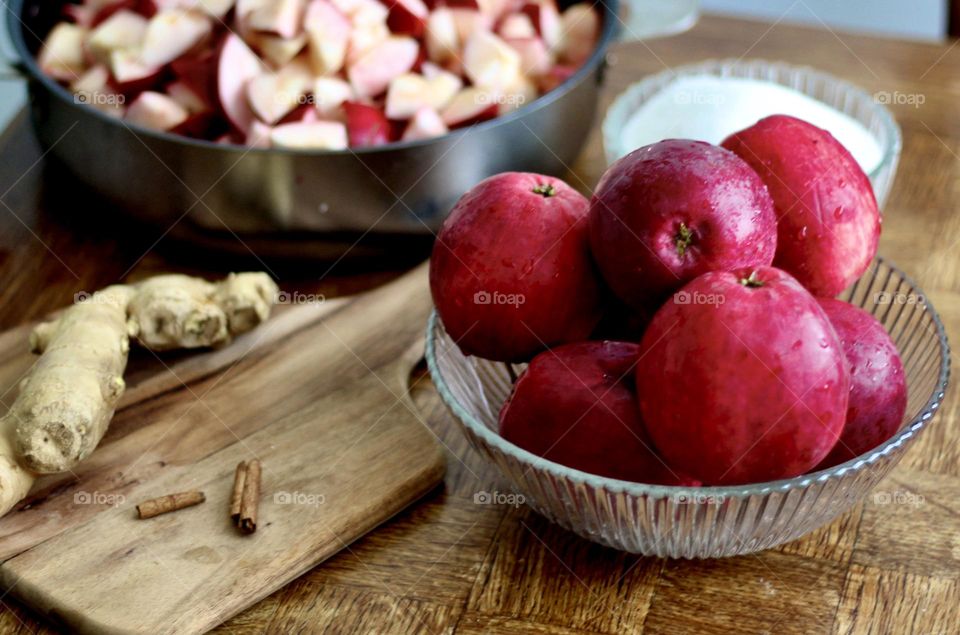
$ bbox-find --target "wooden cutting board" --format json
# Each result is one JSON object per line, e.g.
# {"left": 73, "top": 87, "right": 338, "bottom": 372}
{"left": 0, "top": 263, "right": 445, "bottom": 634}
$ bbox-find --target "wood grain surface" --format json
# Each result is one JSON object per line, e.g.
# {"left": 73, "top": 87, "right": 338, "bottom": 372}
{"left": 0, "top": 265, "right": 445, "bottom": 633}
{"left": 1, "top": 11, "right": 959, "bottom": 635}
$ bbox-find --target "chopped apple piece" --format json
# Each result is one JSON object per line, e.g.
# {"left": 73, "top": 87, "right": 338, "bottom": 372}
{"left": 125, "top": 90, "right": 189, "bottom": 130}
{"left": 402, "top": 106, "right": 447, "bottom": 141}
{"left": 521, "top": 0, "right": 560, "bottom": 49}
{"left": 557, "top": 2, "right": 598, "bottom": 65}
{"left": 217, "top": 33, "right": 264, "bottom": 133}
{"left": 109, "top": 48, "right": 162, "bottom": 92}
{"left": 386, "top": 0, "right": 428, "bottom": 36}
{"left": 87, "top": 10, "right": 148, "bottom": 63}
{"left": 248, "top": 0, "right": 306, "bottom": 38}
{"left": 537, "top": 62, "right": 574, "bottom": 92}
{"left": 343, "top": 0, "right": 389, "bottom": 27}
{"left": 72, "top": 65, "right": 126, "bottom": 116}
{"left": 183, "top": 0, "right": 236, "bottom": 18}
{"left": 347, "top": 36, "right": 419, "bottom": 98}
{"left": 246, "top": 63, "right": 311, "bottom": 124}
{"left": 498, "top": 74, "right": 536, "bottom": 113}
{"left": 421, "top": 62, "right": 462, "bottom": 108}
{"left": 498, "top": 12, "right": 535, "bottom": 38}
{"left": 304, "top": 0, "right": 351, "bottom": 74}
{"left": 424, "top": 8, "right": 459, "bottom": 64}
{"left": 312, "top": 77, "right": 354, "bottom": 115}
{"left": 346, "top": 21, "right": 390, "bottom": 64}
{"left": 254, "top": 31, "right": 308, "bottom": 66}
{"left": 167, "top": 80, "right": 208, "bottom": 112}
{"left": 170, "top": 48, "right": 217, "bottom": 106}
{"left": 344, "top": 101, "right": 392, "bottom": 147}
{"left": 462, "top": 30, "right": 520, "bottom": 90}
{"left": 39, "top": 23, "right": 89, "bottom": 82}
{"left": 385, "top": 73, "right": 429, "bottom": 119}
{"left": 246, "top": 119, "right": 273, "bottom": 147}
{"left": 270, "top": 120, "right": 348, "bottom": 149}
{"left": 441, "top": 87, "right": 497, "bottom": 127}
{"left": 140, "top": 9, "right": 212, "bottom": 68}
{"left": 450, "top": 8, "right": 492, "bottom": 43}
{"left": 505, "top": 36, "right": 551, "bottom": 76}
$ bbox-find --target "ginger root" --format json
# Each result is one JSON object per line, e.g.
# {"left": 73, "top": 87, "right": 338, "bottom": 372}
{"left": 0, "top": 272, "right": 277, "bottom": 516}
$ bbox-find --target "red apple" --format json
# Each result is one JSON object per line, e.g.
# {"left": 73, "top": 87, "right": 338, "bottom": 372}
{"left": 815, "top": 298, "right": 907, "bottom": 469}
{"left": 500, "top": 341, "right": 700, "bottom": 484}
{"left": 721, "top": 115, "right": 881, "bottom": 297}
{"left": 430, "top": 172, "right": 603, "bottom": 362}
{"left": 636, "top": 266, "right": 850, "bottom": 485}
{"left": 343, "top": 101, "right": 392, "bottom": 147}
{"left": 590, "top": 139, "right": 777, "bottom": 309}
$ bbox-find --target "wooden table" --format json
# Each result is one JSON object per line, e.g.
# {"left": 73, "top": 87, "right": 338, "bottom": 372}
{"left": 2, "top": 13, "right": 959, "bottom": 634}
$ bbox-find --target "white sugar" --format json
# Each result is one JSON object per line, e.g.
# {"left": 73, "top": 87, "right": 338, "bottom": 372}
{"left": 618, "top": 76, "right": 883, "bottom": 174}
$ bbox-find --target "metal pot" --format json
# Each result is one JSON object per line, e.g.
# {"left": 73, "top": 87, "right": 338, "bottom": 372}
{"left": 7, "top": 0, "right": 623, "bottom": 246}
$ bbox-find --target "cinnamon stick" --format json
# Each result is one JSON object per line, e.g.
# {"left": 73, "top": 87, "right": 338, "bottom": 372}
{"left": 137, "top": 491, "right": 205, "bottom": 519}
{"left": 229, "top": 461, "right": 247, "bottom": 523}
{"left": 238, "top": 459, "right": 261, "bottom": 534}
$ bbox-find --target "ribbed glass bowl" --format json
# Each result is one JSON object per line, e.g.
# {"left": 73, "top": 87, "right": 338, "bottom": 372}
{"left": 602, "top": 58, "right": 902, "bottom": 207}
{"left": 426, "top": 258, "right": 949, "bottom": 557}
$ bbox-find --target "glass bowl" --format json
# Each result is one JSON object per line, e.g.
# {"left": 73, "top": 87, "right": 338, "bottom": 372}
{"left": 602, "top": 58, "right": 902, "bottom": 207}
{"left": 426, "top": 258, "right": 949, "bottom": 557}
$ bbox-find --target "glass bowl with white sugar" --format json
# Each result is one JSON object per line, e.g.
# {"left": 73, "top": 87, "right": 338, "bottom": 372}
{"left": 603, "top": 59, "right": 901, "bottom": 206}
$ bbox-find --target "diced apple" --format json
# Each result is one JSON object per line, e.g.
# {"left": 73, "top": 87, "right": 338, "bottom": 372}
{"left": 520, "top": 0, "right": 560, "bottom": 49}
{"left": 402, "top": 106, "right": 447, "bottom": 141}
{"left": 505, "top": 36, "right": 551, "bottom": 76}
{"left": 421, "top": 62, "right": 462, "bottom": 108}
{"left": 170, "top": 48, "right": 217, "bottom": 106}
{"left": 557, "top": 2, "right": 598, "bottom": 65}
{"left": 537, "top": 62, "right": 574, "bottom": 92}
{"left": 424, "top": 8, "right": 458, "bottom": 64}
{"left": 462, "top": 30, "right": 519, "bottom": 90}
{"left": 498, "top": 74, "right": 536, "bottom": 113}
{"left": 497, "top": 11, "right": 535, "bottom": 38}
{"left": 86, "top": 10, "right": 148, "bottom": 63}
{"left": 246, "top": 63, "right": 310, "bottom": 124}
{"left": 343, "top": 101, "right": 392, "bottom": 147}
{"left": 312, "top": 77, "right": 353, "bottom": 116}
{"left": 71, "top": 64, "right": 110, "bottom": 93}
{"left": 386, "top": 0, "right": 428, "bottom": 36}
{"left": 304, "top": 0, "right": 351, "bottom": 74}
{"left": 217, "top": 33, "right": 264, "bottom": 133}
{"left": 167, "top": 79, "right": 208, "bottom": 112}
{"left": 450, "top": 8, "right": 492, "bottom": 43}
{"left": 39, "top": 23, "right": 89, "bottom": 81}
{"left": 385, "top": 73, "right": 430, "bottom": 119}
{"left": 252, "top": 31, "right": 307, "bottom": 66}
{"left": 537, "top": 64, "right": 577, "bottom": 93}
{"left": 72, "top": 65, "right": 126, "bottom": 116}
{"left": 270, "top": 120, "right": 348, "bottom": 149}
{"left": 109, "top": 48, "right": 162, "bottom": 93}
{"left": 246, "top": 119, "right": 273, "bottom": 147}
{"left": 183, "top": 0, "right": 236, "bottom": 18}
{"left": 347, "top": 36, "right": 419, "bottom": 98}
{"left": 140, "top": 9, "right": 212, "bottom": 68}
{"left": 125, "top": 90, "right": 189, "bottom": 130}
{"left": 343, "top": 0, "right": 388, "bottom": 27}
{"left": 440, "top": 87, "right": 497, "bottom": 127}
{"left": 248, "top": 0, "right": 306, "bottom": 38}
{"left": 347, "top": 21, "right": 390, "bottom": 64}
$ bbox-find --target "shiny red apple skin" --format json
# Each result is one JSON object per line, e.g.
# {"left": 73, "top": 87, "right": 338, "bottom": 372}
{"left": 636, "top": 266, "right": 850, "bottom": 485}
{"left": 815, "top": 298, "right": 907, "bottom": 469}
{"left": 589, "top": 139, "right": 777, "bottom": 310}
{"left": 430, "top": 172, "right": 604, "bottom": 362}
{"left": 721, "top": 115, "right": 881, "bottom": 297}
{"left": 499, "top": 341, "right": 699, "bottom": 485}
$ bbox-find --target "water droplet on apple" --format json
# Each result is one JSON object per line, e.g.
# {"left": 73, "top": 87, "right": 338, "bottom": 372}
{"left": 834, "top": 206, "right": 844, "bottom": 219}
{"left": 797, "top": 226, "right": 808, "bottom": 239}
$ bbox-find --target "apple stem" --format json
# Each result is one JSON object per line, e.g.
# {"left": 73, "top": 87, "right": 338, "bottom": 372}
{"left": 739, "top": 271, "right": 764, "bottom": 288}
{"left": 675, "top": 222, "right": 694, "bottom": 258}
{"left": 531, "top": 183, "right": 556, "bottom": 197}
